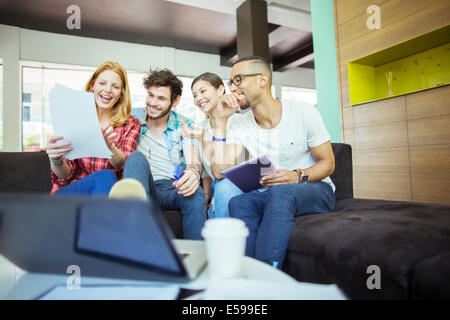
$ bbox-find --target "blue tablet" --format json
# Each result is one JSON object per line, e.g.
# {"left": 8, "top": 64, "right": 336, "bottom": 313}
{"left": 221, "top": 155, "right": 278, "bottom": 193}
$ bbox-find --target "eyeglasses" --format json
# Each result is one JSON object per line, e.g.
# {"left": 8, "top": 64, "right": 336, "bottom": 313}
{"left": 228, "top": 73, "right": 262, "bottom": 87}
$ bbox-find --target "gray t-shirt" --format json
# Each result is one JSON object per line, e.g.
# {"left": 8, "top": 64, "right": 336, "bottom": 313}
{"left": 137, "top": 131, "right": 176, "bottom": 181}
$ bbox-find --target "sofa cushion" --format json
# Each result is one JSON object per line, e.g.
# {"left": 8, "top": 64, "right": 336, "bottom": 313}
{"left": 411, "top": 251, "right": 450, "bottom": 299}
{"left": 284, "top": 199, "right": 450, "bottom": 299}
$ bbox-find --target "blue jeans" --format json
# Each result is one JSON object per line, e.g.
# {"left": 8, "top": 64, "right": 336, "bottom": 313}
{"left": 54, "top": 169, "right": 117, "bottom": 197}
{"left": 208, "top": 178, "right": 243, "bottom": 218}
{"left": 123, "top": 151, "right": 206, "bottom": 240}
{"left": 229, "top": 182, "right": 335, "bottom": 268}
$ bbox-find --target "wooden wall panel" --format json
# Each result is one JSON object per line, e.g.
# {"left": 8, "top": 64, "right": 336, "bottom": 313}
{"left": 353, "top": 96, "right": 406, "bottom": 128}
{"left": 335, "top": 0, "right": 450, "bottom": 205}
{"left": 406, "top": 85, "right": 450, "bottom": 120}
{"left": 343, "top": 127, "right": 355, "bottom": 147}
{"left": 342, "top": 107, "right": 354, "bottom": 129}
{"left": 355, "top": 171, "right": 412, "bottom": 201}
{"left": 410, "top": 144, "right": 450, "bottom": 173}
{"left": 408, "top": 115, "right": 450, "bottom": 146}
{"left": 339, "top": 0, "right": 450, "bottom": 62}
{"left": 339, "top": 65, "right": 350, "bottom": 107}
{"left": 411, "top": 172, "right": 450, "bottom": 205}
{"left": 343, "top": 127, "right": 356, "bottom": 180}
{"left": 354, "top": 121, "right": 408, "bottom": 151}
{"left": 355, "top": 148, "right": 410, "bottom": 173}
{"left": 337, "top": 0, "right": 443, "bottom": 46}
{"left": 336, "top": 0, "right": 387, "bottom": 25}
{"left": 341, "top": 85, "right": 350, "bottom": 109}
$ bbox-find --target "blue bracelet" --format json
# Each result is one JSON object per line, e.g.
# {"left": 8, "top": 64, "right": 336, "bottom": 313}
{"left": 212, "top": 136, "right": 226, "bottom": 142}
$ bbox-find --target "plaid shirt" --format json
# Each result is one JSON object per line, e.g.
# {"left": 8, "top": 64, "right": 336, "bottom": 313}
{"left": 139, "top": 110, "right": 198, "bottom": 170}
{"left": 51, "top": 116, "right": 141, "bottom": 195}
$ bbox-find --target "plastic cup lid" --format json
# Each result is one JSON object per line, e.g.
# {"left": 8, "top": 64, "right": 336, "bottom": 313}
{"left": 201, "top": 218, "right": 249, "bottom": 238}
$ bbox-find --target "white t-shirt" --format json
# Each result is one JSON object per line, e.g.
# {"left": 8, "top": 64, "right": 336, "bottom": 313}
{"left": 227, "top": 100, "right": 335, "bottom": 192}
{"left": 198, "top": 114, "right": 241, "bottom": 179}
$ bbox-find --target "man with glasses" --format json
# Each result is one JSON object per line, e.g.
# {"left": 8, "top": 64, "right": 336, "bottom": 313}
{"left": 210, "top": 56, "right": 336, "bottom": 268}
{"left": 110, "top": 68, "right": 206, "bottom": 240}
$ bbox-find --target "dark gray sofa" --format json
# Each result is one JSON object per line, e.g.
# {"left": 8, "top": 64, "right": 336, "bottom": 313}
{"left": 0, "top": 151, "right": 184, "bottom": 239}
{"left": 282, "top": 144, "right": 450, "bottom": 299}
{"left": 1, "top": 144, "right": 449, "bottom": 299}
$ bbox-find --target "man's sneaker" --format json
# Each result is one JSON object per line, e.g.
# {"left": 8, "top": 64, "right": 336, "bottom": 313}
{"left": 109, "top": 178, "right": 147, "bottom": 200}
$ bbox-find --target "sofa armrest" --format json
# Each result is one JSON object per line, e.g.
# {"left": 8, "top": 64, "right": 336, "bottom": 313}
{"left": 0, "top": 152, "right": 52, "bottom": 194}
{"left": 331, "top": 143, "right": 354, "bottom": 200}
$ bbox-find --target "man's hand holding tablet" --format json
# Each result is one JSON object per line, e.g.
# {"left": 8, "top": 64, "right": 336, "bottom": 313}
{"left": 221, "top": 155, "right": 278, "bottom": 193}
{"left": 260, "top": 169, "right": 301, "bottom": 187}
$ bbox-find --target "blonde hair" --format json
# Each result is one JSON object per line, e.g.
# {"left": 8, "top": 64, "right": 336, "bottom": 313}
{"left": 85, "top": 61, "right": 132, "bottom": 127}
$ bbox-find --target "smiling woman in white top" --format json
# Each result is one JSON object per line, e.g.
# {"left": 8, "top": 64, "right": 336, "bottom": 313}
{"left": 180, "top": 72, "right": 244, "bottom": 218}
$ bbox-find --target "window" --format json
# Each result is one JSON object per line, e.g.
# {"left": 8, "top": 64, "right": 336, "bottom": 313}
{"left": 125, "top": 71, "right": 147, "bottom": 121}
{"left": 174, "top": 76, "right": 206, "bottom": 123}
{"left": 20, "top": 61, "right": 205, "bottom": 151}
{"left": 22, "top": 93, "right": 32, "bottom": 122}
{"left": 282, "top": 86, "right": 317, "bottom": 106}
{"left": 21, "top": 62, "right": 95, "bottom": 151}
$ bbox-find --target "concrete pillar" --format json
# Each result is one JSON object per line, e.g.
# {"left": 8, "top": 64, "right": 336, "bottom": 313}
{"left": 236, "top": 0, "right": 270, "bottom": 63}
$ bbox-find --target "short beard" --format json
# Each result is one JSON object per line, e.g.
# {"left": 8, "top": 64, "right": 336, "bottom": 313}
{"left": 146, "top": 104, "right": 172, "bottom": 121}
{"left": 240, "top": 100, "right": 250, "bottom": 110}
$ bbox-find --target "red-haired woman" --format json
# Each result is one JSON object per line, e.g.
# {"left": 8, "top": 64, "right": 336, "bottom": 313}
{"left": 45, "top": 61, "right": 141, "bottom": 196}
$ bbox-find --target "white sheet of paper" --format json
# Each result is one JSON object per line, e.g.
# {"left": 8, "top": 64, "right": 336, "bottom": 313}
{"left": 49, "top": 84, "right": 112, "bottom": 160}
{"left": 38, "top": 284, "right": 180, "bottom": 300}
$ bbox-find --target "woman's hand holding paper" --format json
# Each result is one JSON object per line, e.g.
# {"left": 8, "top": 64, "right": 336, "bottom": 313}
{"left": 44, "top": 136, "right": 72, "bottom": 160}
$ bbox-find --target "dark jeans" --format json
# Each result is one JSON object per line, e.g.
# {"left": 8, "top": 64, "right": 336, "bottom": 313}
{"left": 123, "top": 151, "right": 206, "bottom": 240}
{"left": 55, "top": 169, "right": 117, "bottom": 197}
{"left": 229, "top": 182, "right": 335, "bottom": 268}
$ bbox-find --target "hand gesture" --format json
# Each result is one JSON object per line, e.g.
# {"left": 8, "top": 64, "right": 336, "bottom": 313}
{"left": 101, "top": 125, "right": 117, "bottom": 149}
{"left": 216, "top": 93, "right": 244, "bottom": 119}
{"left": 172, "top": 168, "right": 200, "bottom": 197}
{"left": 44, "top": 136, "right": 72, "bottom": 160}
{"left": 260, "top": 169, "right": 299, "bottom": 187}
{"left": 180, "top": 120, "right": 204, "bottom": 140}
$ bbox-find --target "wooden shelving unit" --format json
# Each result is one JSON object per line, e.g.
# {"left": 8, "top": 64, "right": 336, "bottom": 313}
{"left": 348, "top": 25, "right": 450, "bottom": 106}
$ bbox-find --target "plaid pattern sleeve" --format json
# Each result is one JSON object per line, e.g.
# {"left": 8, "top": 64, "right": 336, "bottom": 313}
{"left": 50, "top": 116, "right": 141, "bottom": 195}
{"left": 50, "top": 158, "right": 82, "bottom": 194}
{"left": 113, "top": 116, "right": 141, "bottom": 160}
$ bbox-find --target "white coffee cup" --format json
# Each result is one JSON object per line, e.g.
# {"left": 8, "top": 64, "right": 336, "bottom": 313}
{"left": 201, "top": 218, "right": 249, "bottom": 279}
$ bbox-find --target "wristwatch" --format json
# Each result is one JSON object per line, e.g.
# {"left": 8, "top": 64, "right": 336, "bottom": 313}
{"left": 293, "top": 169, "right": 308, "bottom": 184}
{"left": 50, "top": 157, "right": 64, "bottom": 167}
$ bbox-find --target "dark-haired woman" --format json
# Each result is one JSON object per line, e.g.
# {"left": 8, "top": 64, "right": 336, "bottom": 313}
{"left": 181, "top": 72, "right": 243, "bottom": 218}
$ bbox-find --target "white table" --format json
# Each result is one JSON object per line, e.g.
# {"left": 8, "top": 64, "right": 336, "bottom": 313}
{"left": 0, "top": 240, "right": 345, "bottom": 300}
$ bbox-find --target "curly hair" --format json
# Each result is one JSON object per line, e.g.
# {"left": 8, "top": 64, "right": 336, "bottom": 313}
{"left": 143, "top": 68, "right": 183, "bottom": 104}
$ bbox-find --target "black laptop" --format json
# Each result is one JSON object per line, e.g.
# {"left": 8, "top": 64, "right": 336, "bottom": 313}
{"left": 0, "top": 194, "right": 206, "bottom": 283}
